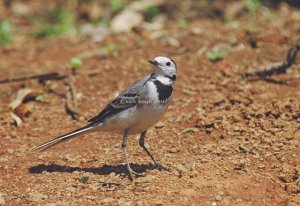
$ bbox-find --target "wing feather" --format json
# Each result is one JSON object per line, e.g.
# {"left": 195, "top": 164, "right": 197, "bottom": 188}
{"left": 88, "top": 75, "right": 152, "bottom": 124}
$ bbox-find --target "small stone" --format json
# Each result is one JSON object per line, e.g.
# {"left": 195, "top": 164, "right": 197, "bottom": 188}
{"left": 165, "top": 37, "right": 180, "bottom": 48}
{"left": 109, "top": 172, "right": 116, "bottom": 177}
{"left": 177, "top": 164, "right": 186, "bottom": 173}
{"left": 11, "top": 2, "right": 31, "bottom": 16}
{"left": 118, "top": 200, "right": 132, "bottom": 206}
{"left": 136, "top": 175, "right": 156, "bottom": 183}
{"left": 215, "top": 194, "right": 222, "bottom": 201}
{"left": 211, "top": 201, "right": 217, "bottom": 206}
{"left": 7, "top": 149, "right": 14, "bottom": 154}
{"left": 168, "top": 148, "right": 179, "bottom": 153}
{"left": 192, "top": 27, "right": 204, "bottom": 34}
{"left": 0, "top": 193, "right": 5, "bottom": 206}
{"left": 218, "top": 191, "right": 224, "bottom": 196}
{"left": 154, "top": 121, "right": 165, "bottom": 129}
{"left": 111, "top": 9, "right": 143, "bottom": 33}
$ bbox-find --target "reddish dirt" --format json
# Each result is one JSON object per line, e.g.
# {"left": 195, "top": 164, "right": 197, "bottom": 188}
{"left": 0, "top": 2, "right": 300, "bottom": 206}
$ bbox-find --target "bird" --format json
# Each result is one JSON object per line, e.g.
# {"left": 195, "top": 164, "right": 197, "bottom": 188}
{"left": 34, "top": 56, "right": 177, "bottom": 180}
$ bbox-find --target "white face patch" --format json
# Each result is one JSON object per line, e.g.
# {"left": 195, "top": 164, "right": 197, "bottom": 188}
{"left": 153, "top": 56, "right": 177, "bottom": 78}
{"left": 156, "top": 75, "right": 173, "bottom": 85}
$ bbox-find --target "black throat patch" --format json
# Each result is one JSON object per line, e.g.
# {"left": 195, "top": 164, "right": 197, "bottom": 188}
{"left": 153, "top": 80, "right": 173, "bottom": 101}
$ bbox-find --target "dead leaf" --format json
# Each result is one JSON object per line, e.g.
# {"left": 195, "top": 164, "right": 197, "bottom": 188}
{"left": 10, "top": 112, "right": 22, "bottom": 127}
{"left": 13, "top": 104, "right": 31, "bottom": 119}
{"left": 9, "top": 88, "right": 43, "bottom": 126}
{"left": 9, "top": 88, "right": 32, "bottom": 109}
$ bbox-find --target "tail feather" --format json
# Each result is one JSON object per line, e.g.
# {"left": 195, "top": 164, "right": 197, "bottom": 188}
{"left": 33, "top": 125, "right": 94, "bottom": 151}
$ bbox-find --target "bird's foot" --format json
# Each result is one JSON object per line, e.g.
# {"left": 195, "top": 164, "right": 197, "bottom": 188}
{"left": 127, "top": 167, "right": 144, "bottom": 180}
{"left": 153, "top": 162, "right": 172, "bottom": 172}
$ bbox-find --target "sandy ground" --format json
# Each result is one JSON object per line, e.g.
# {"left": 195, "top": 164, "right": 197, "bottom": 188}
{"left": 0, "top": 1, "right": 300, "bottom": 205}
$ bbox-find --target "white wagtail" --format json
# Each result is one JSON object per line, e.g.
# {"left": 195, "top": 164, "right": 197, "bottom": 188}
{"left": 34, "top": 56, "right": 177, "bottom": 179}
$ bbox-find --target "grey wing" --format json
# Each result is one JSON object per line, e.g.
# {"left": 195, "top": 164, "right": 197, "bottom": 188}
{"left": 88, "top": 75, "right": 151, "bottom": 125}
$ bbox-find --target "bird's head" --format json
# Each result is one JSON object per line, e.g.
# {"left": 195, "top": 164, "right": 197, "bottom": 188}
{"left": 148, "top": 56, "right": 177, "bottom": 81}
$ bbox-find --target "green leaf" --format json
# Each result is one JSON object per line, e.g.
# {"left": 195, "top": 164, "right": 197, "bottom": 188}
{"left": 35, "top": 94, "right": 45, "bottom": 102}
{"left": 80, "top": 176, "right": 89, "bottom": 184}
{"left": 0, "top": 20, "right": 12, "bottom": 46}
{"left": 70, "top": 57, "right": 82, "bottom": 69}
{"left": 286, "top": 68, "right": 293, "bottom": 75}
{"left": 110, "top": 0, "right": 124, "bottom": 13}
{"left": 144, "top": 6, "right": 160, "bottom": 21}
{"left": 246, "top": 0, "right": 261, "bottom": 12}
{"left": 196, "top": 0, "right": 208, "bottom": 8}
{"left": 178, "top": 18, "right": 188, "bottom": 28}
{"left": 206, "top": 50, "right": 226, "bottom": 62}
{"left": 35, "top": 6, "right": 75, "bottom": 38}
{"left": 99, "top": 43, "right": 118, "bottom": 57}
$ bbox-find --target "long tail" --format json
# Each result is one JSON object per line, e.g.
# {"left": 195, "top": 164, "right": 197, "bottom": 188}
{"left": 33, "top": 124, "right": 95, "bottom": 151}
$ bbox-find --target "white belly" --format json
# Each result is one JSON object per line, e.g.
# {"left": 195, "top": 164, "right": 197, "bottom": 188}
{"left": 94, "top": 80, "right": 172, "bottom": 134}
{"left": 99, "top": 103, "right": 169, "bottom": 134}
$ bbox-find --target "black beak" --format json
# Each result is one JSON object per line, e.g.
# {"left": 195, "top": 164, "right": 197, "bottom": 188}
{"left": 148, "top": 60, "right": 158, "bottom": 66}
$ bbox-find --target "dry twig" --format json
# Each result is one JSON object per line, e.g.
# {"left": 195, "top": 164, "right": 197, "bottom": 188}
{"left": 244, "top": 46, "right": 299, "bottom": 78}
{"left": 0, "top": 72, "right": 67, "bottom": 84}
{"left": 64, "top": 71, "right": 79, "bottom": 120}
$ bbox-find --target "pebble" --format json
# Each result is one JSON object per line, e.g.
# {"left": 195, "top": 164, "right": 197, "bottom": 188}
{"left": 11, "top": 2, "right": 31, "bottom": 16}
{"left": 168, "top": 148, "right": 179, "bottom": 153}
{"left": 218, "top": 191, "right": 224, "bottom": 196}
{"left": 118, "top": 200, "right": 132, "bottom": 206}
{"left": 111, "top": 9, "right": 143, "bottom": 33}
{"left": 154, "top": 122, "right": 165, "bottom": 129}
{"left": 7, "top": 149, "right": 14, "bottom": 154}
{"left": 176, "top": 164, "right": 187, "bottom": 173}
{"left": 136, "top": 175, "right": 156, "bottom": 183}
{"left": 215, "top": 195, "right": 222, "bottom": 201}
{"left": 0, "top": 193, "right": 5, "bottom": 206}
{"left": 191, "top": 27, "right": 204, "bottom": 34}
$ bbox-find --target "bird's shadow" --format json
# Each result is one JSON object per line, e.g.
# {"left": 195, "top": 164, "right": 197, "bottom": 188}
{"left": 29, "top": 163, "right": 157, "bottom": 178}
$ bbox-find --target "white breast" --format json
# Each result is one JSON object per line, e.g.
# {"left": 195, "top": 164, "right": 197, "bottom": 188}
{"left": 99, "top": 79, "right": 171, "bottom": 134}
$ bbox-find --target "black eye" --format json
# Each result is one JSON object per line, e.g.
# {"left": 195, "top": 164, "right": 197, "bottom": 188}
{"left": 166, "top": 62, "right": 171, "bottom": 66}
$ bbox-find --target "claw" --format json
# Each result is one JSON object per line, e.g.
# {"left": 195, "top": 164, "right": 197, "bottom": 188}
{"left": 127, "top": 167, "right": 144, "bottom": 180}
{"left": 154, "top": 162, "right": 172, "bottom": 172}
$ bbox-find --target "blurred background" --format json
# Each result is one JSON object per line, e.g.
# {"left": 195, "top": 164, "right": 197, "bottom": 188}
{"left": 0, "top": 1, "right": 300, "bottom": 205}
{"left": 0, "top": 0, "right": 300, "bottom": 46}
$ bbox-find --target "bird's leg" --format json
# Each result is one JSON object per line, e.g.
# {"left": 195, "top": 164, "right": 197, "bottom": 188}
{"left": 121, "top": 128, "right": 139, "bottom": 180}
{"left": 139, "top": 131, "right": 171, "bottom": 172}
